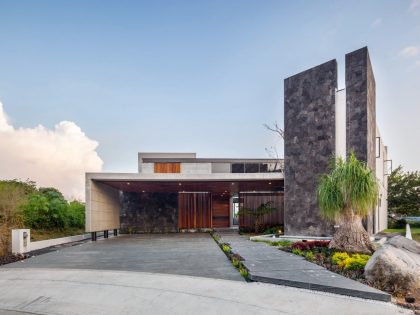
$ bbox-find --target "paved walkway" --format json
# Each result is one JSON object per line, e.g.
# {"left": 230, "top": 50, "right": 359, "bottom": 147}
{"left": 219, "top": 232, "right": 391, "bottom": 302}
{"left": 0, "top": 268, "right": 409, "bottom": 315}
{"left": 5, "top": 234, "right": 244, "bottom": 281}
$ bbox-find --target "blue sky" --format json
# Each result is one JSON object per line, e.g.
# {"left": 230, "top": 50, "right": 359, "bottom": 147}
{"left": 1, "top": 0, "right": 419, "bottom": 174}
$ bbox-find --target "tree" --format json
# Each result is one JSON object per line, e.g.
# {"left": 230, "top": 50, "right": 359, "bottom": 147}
{"left": 239, "top": 201, "right": 277, "bottom": 233}
{"left": 388, "top": 165, "right": 420, "bottom": 217}
{"left": 317, "top": 153, "right": 378, "bottom": 254}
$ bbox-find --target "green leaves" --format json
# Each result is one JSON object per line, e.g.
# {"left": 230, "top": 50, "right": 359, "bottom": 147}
{"left": 388, "top": 165, "right": 420, "bottom": 216}
{"left": 317, "top": 153, "right": 378, "bottom": 220}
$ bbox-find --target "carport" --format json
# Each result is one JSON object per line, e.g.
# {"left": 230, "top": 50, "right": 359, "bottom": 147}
{"left": 85, "top": 173, "right": 284, "bottom": 237}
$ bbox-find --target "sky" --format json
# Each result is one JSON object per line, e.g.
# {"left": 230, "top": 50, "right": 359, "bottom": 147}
{"left": 0, "top": 0, "right": 419, "bottom": 199}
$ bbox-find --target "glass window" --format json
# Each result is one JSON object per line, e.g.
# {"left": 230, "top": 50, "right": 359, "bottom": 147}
{"left": 245, "top": 163, "right": 259, "bottom": 173}
{"left": 231, "top": 163, "right": 245, "bottom": 173}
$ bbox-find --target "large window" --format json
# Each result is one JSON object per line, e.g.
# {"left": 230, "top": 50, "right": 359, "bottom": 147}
{"left": 231, "top": 162, "right": 282, "bottom": 173}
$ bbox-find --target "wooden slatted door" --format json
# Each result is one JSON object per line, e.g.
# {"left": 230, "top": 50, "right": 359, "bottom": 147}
{"left": 178, "top": 193, "right": 212, "bottom": 229}
{"left": 212, "top": 195, "right": 230, "bottom": 228}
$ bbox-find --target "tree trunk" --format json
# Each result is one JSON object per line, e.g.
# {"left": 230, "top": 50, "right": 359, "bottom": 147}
{"left": 329, "top": 212, "right": 375, "bottom": 254}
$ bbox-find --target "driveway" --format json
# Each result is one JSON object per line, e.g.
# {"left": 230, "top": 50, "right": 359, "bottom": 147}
{"left": 0, "top": 268, "right": 410, "bottom": 315}
{"left": 4, "top": 233, "right": 244, "bottom": 281}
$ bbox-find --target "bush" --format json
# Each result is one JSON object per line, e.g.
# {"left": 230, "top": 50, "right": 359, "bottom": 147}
{"left": 292, "top": 248, "right": 304, "bottom": 256}
{"left": 291, "top": 240, "right": 330, "bottom": 251}
{"left": 23, "top": 188, "right": 85, "bottom": 230}
{"left": 262, "top": 225, "right": 284, "bottom": 235}
{"left": 331, "top": 252, "right": 370, "bottom": 270}
{"left": 222, "top": 244, "right": 231, "bottom": 253}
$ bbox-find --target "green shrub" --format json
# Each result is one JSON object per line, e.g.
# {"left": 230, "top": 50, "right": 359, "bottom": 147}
{"left": 331, "top": 252, "right": 350, "bottom": 268}
{"left": 239, "top": 266, "right": 249, "bottom": 278}
{"left": 67, "top": 201, "right": 85, "bottom": 229}
{"left": 331, "top": 252, "right": 370, "bottom": 270}
{"left": 344, "top": 254, "right": 370, "bottom": 270}
{"left": 305, "top": 251, "right": 314, "bottom": 261}
{"left": 232, "top": 258, "right": 240, "bottom": 268}
{"left": 222, "top": 244, "right": 231, "bottom": 253}
{"left": 292, "top": 248, "right": 304, "bottom": 256}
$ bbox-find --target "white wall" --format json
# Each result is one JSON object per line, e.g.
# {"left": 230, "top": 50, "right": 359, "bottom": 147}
{"left": 181, "top": 163, "right": 211, "bottom": 174}
{"left": 335, "top": 89, "right": 346, "bottom": 159}
{"left": 375, "top": 127, "right": 388, "bottom": 232}
{"left": 85, "top": 179, "right": 120, "bottom": 232}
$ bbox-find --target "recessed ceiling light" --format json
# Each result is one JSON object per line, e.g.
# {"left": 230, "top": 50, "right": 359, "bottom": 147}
{"left": 178, "top": 183, "right": 182, "bottom": 186}
{"left": 142, "top": 190, "right": 145, "bottom": 193}
{"left": 231, "top": 182, "right": 234, "bottom": 185}
{"left": 269, "top": 182, "right": 272, "bottom": 185}
{"left": 127, "top": 182, "right": 130, "bottom": 186}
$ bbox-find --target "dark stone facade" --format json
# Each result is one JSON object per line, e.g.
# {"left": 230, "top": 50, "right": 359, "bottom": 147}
{"left": 346, "top": 47, "right": 376, "bottom": 234}
{"left": 120, "top": 192, "right": 178, "bottom": 233}
{"left": 345, "top": 47, "right": 376, "bottom": 171}
{"left": 284, "top": 60, "right": 337, "bottom": 236}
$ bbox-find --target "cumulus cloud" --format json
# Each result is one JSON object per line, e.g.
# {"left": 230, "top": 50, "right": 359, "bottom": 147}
{"left": 399, "top": 46, "right": 420, "bottom": 57}
{"left": 0, "top": 102, "right": 103, "bottom": 200}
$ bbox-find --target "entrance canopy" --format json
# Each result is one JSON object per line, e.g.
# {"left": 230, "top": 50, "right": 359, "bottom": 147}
{"left": 99, "top": 179, "right": 283, "bottom": 194}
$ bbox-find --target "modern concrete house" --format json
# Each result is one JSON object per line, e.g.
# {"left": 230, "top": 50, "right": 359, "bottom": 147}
{"left": 85, "top": 47, "right": 390, "bottom": 238}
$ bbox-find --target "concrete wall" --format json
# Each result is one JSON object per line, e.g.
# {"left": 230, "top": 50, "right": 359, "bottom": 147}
{"left": 85, "top": 179, "right": 120, "bottom": 232}
{"left": 181, "top": 163, "right": 212, "bottom": 174}
{"left": 335, "top": 89, "right": 346, "bottom": 159}
{"left": 346, "top": 47, "right": 377, "bottom": 234}
{"left": 284, "top": 59, "right": 337, "bottom": 236}
{"left": 375, "top": 127, "right": 388, "bottom": 232}
{"left": 138, "top": 153, "right": 196, "bottom": 172}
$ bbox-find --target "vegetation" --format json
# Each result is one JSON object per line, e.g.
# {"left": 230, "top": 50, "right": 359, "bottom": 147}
{"left": 317, "top": 153, "right": 378, "bottom": 254}
{"left": 383, "top": 227, "right": 420, "bottom": 242}
{"left": 388, "top": 165, "right": 420, "bottom": 217}
{"left": 222, "top": 244, "right": 231, "bottom": 253}
{"left": 0, "top": 180, "right": 85, "bottom": 256}
{"left": 331, "top": 252, "right": 370, "bottom": 270}
{"left": 238, "top": 201, "right": 277, "bottom": 233}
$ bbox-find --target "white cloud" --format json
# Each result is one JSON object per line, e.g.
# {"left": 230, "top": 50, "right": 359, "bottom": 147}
{"left": 399, "top": 46, "right": 420, "bottom": 57}
{"left": 371, "top": 18, "right": 382, "bottom": 27}
{"left": 0, "top": 102, "right": 103, "bottom": 200}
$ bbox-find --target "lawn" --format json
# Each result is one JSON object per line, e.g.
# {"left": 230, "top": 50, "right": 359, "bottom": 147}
{"left": 30, "top": 227, "right": 86, "bottom": 241}
{"left": 383, "top": 227, "right": 420, "bottom": 242}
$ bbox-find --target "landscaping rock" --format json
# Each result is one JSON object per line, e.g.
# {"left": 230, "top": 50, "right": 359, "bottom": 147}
{"left": 364, "top": 236, "right": 420, "bottom": 295}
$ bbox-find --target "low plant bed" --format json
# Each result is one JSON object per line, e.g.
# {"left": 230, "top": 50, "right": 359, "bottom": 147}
{"left": 0, "top": 253, "right": 29, "bottom": 266}
{"left": 277, "top": 240, "right": 371, "bottom": 285}
{"left": 30, "top": 227, "right": 86, "bottom": 242}
{"left": 210, "top": 232, "right": 250, "bottom": 280}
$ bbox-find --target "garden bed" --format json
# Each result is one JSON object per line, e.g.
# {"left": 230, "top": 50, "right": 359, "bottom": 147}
{"left": 255, "top": 238, "right": 419, "bottom": 311}
{"left": 0, "top": 253, "right": 29, "bottom": 266}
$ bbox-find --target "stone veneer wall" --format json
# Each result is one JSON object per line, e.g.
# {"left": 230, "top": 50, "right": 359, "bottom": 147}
{"left": 284, "top": 60, "right": 337, "bottom": 236}
{"left": 346, "top": 47, "right": 376, "bottom": 234}
{"left": 120, "top": 192, "right": 178, "bottom": 233}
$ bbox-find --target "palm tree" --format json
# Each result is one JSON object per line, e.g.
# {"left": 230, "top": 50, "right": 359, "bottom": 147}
{"left": 317, "top": 153, "right": 378, "bottom": 254}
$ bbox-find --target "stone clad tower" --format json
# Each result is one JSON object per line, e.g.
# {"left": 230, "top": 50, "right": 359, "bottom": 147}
{"left": 284, "top": 47, "right": 377, "bottom": 236}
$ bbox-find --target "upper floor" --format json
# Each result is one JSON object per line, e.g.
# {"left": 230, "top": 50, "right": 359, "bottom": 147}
{"left": 138, "top": 152, "right": 284, "bottom": 175}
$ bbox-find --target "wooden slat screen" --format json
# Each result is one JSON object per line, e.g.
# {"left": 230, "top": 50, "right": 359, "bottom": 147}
{"left": 178, "top": 193, "right": 212, "bottom": 229}
{"left": 154, "top": 163, "right": 181, "bottom": 173}
{"left": 212, "top": 196, "right": 230, "bottom": 228}
{"left": 239, "top": 192, "right": 284, "bottom": 229}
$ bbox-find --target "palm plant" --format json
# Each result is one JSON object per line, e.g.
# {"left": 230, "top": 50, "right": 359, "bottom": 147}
{"left": 317, "top": 153, "right": 378, "bottom": 254}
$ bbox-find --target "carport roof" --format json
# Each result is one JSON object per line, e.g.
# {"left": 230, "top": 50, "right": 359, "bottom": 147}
{"left": 87, "top": 172, "right": 283, "bottom": 194}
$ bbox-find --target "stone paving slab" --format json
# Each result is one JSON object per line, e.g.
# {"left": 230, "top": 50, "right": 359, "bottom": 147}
{"left": 218, "top": 232, "right": 391, "bottom": 302}
{"left": 4, "top": 234, "right": 244, "bottom": 282}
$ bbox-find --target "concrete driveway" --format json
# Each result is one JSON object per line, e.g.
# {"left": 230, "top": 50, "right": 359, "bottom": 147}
{"left": 4, "top": 233, "right": 244, "bottom": 281}
{"left": 0, "top": 268, "right": 410, "bottom": 315}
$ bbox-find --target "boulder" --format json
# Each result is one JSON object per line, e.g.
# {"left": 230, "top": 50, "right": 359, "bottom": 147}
{"left": 364, "top": 235, "right": 420, "bottom": 295}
